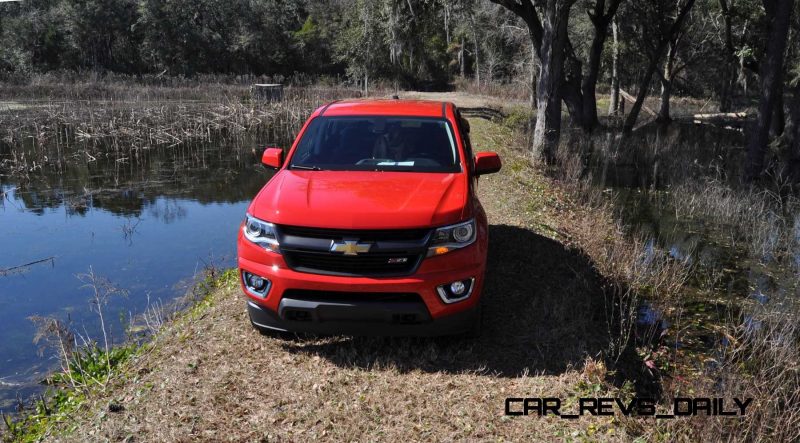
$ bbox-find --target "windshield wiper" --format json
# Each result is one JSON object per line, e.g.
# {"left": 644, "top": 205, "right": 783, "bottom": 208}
{"left": 290, "top": 164, "right": 322, "bottom": 171}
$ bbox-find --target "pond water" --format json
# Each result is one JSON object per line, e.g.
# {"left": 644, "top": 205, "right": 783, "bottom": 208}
{"left": 0, "top": 135, "right": 277, "bottom": 410}
{"left": 587, "top": 121, "right": 798, "bottom": 362}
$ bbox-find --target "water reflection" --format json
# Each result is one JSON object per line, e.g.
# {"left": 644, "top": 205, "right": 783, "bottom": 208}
{"left": 585, "top": 122, "right": 746, "bottom": 190}
{"left": 637, "top": 301, "right": 670, "bottom": 330}
{"left": 586, "top": 122, "right": 800, "bottom": 373}
{"left": 750, "top": 289, "right": 769, "bottom": 305}
{"left": 0, "top": 134, "right": 278, "bottom": 410}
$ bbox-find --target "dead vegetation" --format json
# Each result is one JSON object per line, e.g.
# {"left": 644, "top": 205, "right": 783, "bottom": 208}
{"left": 0, "top": 90, "right": 344, "bottom": 148}
{"left": 0, "top": 83, "right": 359, "bottom": 184}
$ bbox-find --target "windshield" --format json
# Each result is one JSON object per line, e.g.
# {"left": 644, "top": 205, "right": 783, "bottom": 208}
{"left": 289, "top": 116, "right": 461, "bottom": 172}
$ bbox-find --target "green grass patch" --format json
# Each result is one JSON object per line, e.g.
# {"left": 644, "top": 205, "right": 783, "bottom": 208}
{"left": 2, "top": 342, "right": 139, "bottom": 442}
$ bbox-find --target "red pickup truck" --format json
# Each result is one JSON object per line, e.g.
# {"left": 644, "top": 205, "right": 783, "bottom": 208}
{"left": 237, "top": 99, "right": 501, "bottom": 336}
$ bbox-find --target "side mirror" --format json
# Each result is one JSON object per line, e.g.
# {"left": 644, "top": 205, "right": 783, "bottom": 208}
{"left": 261, "top": 147, "right": 283, "bottom": 169}
{"left": 474, "top": 152, "right": 502, "bottom": 176}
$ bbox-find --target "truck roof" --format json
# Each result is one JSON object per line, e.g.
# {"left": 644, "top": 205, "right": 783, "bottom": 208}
{"left": 313, "top": 99, "right": 451, "bottom": 118}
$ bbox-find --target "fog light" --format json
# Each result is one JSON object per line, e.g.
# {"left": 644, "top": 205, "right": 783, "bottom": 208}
{"left": 450, "top": 281, "right": 466, "bottom": 295}
{"left": 436, "top": 278, "right": 475, "bottom": 304}
{"left": 242, "top": 271, "right": 271, "bottom": 298}
{"left": 249, "top": 275, "right": 266, "bottom": 290}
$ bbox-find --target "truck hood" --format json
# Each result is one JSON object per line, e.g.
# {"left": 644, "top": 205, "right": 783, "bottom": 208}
{"left": 250, "top": 170, "right": 469, "bottom": 229}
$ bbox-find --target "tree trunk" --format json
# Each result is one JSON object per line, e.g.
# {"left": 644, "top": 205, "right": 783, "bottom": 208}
{"left": 718, "top": 0, "right": 738, "bottom": 112}
{"left": 746, "top": 0, "right": 794, "bottom": 181}
{"left": 459, "top": 36, "right": 465, "bottom": 78}
{"left": 491, "top": 0, "right": 575, "bottom": 157}
{"left": 786, "top": 84, "right": 800, "bottom": 179}
{"left": 737, "top": 21, "right": 751, "bottom": 96}
{"left": 444, "top": 2, "right": 451, "bottom": 45}
{"left": 362, "top": 1, "right": 371, "bottom": 97}
{"left": 658, "top": 78, "right": 672, "bottom": 123}
{"left": 608, "top": 20, "right": 620, "bottom": 116}
{"left": 470, "top": 13, "right": 481, "bottom": 87}
{"left": 561, "top": 53, "right": 584, "bottom": 129}
{"left": 657, "top": 42, "right": 676, "bottom": 123}
{"left": 529, "top": 35, "right": 537, "bottom": 110}
{"left": 581, "top": 0, "right": 622, "bottom": 131}
{"left": 581, "top": 30, "right": 605, "bottom": 130}
{"left": 623, "top": 0, "right": 696, "bottom": 134}
{"left": 533, "top": 0, "right": 573, "bottom": 162}
{"left": 530, "top": 37, "right": 537, "bottom": 133}
{"left": 388, "top": 4, "right": 400, "bottom": 93}
{"left": 623, "top": 57, "right": 661, "bottom": 133}
{"left": 770, "top": 82, "right": 785, "bottom": 138}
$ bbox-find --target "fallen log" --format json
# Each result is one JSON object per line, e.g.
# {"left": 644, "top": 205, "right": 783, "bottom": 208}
{"left": 692, "top": 112, "right": 748, "bottom": 119}
{"left": 619, "top": 89, "right": 657, "bottom": 117}
{"left": 460, "top": 107, "right": 507, "bottom": 121}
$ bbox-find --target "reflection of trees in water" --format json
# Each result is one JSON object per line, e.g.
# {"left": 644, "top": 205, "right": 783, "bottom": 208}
{"left": 147, "top": 198, "right": 188, "bottom": 224}
{"left": 1, "top": 134, "right": 278, "bottom": 216}
{"left": 65, "top": 192, "right": 91, "bottom": 216}
{"left": 583, "top": 122, "right": 746, "bottom": 189}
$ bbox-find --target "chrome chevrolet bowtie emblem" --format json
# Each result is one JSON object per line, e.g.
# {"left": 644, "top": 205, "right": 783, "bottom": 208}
{"left": 330, "top": 240, "right": 372, "bottom": 255}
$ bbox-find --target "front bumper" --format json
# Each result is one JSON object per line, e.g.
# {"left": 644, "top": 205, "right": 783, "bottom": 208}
{"left": 238, "top": 233, "right": 487, "bottom": 336}
{"left": 247, "top": 297, "right": 478, "bottom": 336}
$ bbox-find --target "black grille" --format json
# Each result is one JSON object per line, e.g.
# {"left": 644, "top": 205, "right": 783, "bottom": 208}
{"left": 278, "top": 225, "right": 430, "bottom": 242}
{"left": 276, "top": 224, "right": 430, "bottom": 277}
{"left": 283, "top": 250, "right": 419, "bottom": 276}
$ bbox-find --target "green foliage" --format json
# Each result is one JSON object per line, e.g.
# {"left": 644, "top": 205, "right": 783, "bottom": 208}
{"left": 2, "top": 342, "right": 137, "bottom": 442}
{"left": 0, "top": 0, "right": 489, "bottom": 88}
{"left": 49, "top": 343, "right": 137, "bottom": 387}
{"left": 295, "top": 16, "right": 319, "bottom": 42}
{"left": 0, "top": 0, "right": 797, "bottom": 118}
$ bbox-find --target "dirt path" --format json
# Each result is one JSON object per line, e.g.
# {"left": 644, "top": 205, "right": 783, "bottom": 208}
{"left": 392, "top": 91, "right": 527, "bottom": 112}
{"left": 51, "top": 118, "right": 630, "bottom": 442}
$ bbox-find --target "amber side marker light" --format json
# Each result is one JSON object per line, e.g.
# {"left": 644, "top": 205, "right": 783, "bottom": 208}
{"left": 434, "top": 246, "right": 450, "bottom": 256}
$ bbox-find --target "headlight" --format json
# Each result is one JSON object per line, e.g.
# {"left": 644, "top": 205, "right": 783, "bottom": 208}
{"left": 427, "top": 219, "right": 476, "bottom": 257}
{"left": 243, "top": 214, "right": 280, "bottom": 253}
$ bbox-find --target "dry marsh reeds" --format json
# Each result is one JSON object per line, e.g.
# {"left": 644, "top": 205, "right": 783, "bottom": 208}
{"left": 0, "top": 83, "right": 361, "bottom": 180}
{"left": 0, "top": 88, "right": 356, "bottom": 148}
